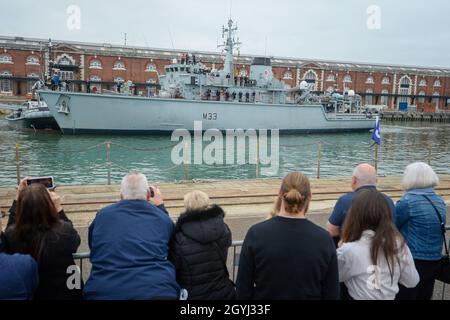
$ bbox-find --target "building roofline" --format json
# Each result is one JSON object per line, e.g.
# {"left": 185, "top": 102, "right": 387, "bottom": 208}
{"left": 0, "top": 35, "right": 449, "bottom": 75}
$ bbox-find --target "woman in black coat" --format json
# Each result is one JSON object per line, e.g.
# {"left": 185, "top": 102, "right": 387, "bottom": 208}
{"left": 169, "top": 190, "right": 236, "bottom": 300}
{"left": 5, "top": 179, "right": 82, "bottom": 300}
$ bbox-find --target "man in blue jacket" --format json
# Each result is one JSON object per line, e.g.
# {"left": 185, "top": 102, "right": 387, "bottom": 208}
{"left": 84, "top": 172, "right": 180, "bottom": 300}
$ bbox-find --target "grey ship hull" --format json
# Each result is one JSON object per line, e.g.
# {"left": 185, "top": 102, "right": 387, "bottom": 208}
{"left": 39, "top": 91, "right": 375, "bottom": 134}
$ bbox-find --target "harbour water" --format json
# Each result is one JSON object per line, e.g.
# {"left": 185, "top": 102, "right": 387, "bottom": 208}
{"left": 0, "top": 118, "right": 448, "bottom": 187}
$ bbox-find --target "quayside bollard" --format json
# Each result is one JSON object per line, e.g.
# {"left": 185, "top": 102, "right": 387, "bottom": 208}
{"left": 183, "top": 142, "right": 189, "bottom": 181}
{"left": 15, "top": 143, "right": 21, "bottom": 185}
{"left": 106, "top": 142, "right": 111, "bottom": 185}
{"left": 316, "top": 142, "right": 322, "bottom": 179}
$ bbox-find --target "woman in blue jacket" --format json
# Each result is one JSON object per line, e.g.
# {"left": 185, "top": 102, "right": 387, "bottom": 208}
{"left": 395, "top": 162, "right": 447, "bottom": 300}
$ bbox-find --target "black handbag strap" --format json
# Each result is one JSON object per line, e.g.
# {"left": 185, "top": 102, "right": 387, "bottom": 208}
{"left": 423, "top": 195, "right": 448, "bottom": 255}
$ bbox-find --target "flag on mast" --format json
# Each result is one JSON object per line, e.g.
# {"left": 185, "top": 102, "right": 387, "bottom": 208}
{"left": 371, "top": 116, "right": 381, "bottom": 145}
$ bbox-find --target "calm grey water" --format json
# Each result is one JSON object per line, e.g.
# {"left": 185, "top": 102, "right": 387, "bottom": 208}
{"left": 0, "top": 117, "right": 448, "bottom": 186}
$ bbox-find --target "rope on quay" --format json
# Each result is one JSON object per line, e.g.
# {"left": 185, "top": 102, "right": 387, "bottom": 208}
{"left": 53, "top": 141, "right": 109, "bottom": 154}
{"left": 109, "top": 141, "right": 178, "bottom": 152}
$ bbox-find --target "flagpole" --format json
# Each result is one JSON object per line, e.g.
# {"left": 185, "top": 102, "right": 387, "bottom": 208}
{"left": 374, "top": 143, "right": 378, "bottom": 172}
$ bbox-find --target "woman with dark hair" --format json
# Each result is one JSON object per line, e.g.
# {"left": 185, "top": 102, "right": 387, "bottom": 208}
{"left": 236, "top": 172, "right": 339, "bottom": 300}
{"left": 4, "top": 179, "right": 81, "bottom": 300}
{"left": 169, "top": 190, "right": 236, "bottom": 300}
{"left": 338, "top": 189, "right": 419, "bottom": 300}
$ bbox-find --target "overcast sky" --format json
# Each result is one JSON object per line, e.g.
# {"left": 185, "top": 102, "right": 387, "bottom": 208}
{"left": 1, "top": 0, "right": 449, "bottom": 68}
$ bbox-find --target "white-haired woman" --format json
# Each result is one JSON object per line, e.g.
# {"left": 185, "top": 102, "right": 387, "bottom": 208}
{"left": 169, "top": 190, "right": 236, "bottom": 300}
{"left": 395, "top": 162, "right": 447, "bottom": 300}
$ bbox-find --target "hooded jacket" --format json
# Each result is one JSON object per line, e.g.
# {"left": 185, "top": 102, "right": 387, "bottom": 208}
{"left": 169, "top": 205, "right": 236, "bottom": 300}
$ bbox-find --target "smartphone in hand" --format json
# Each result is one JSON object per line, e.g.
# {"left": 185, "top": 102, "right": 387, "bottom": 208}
{"left": 27, "top": 176, "right": 55, "bottom": 190}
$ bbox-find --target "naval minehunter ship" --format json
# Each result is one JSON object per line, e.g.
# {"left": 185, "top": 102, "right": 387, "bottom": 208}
{"left": 38, "top": 19, "right": 375, "bottom": 134}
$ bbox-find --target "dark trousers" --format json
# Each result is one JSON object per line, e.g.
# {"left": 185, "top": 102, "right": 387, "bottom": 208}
{"left": 396, "top": 259, "right": 440, "bottom": 300}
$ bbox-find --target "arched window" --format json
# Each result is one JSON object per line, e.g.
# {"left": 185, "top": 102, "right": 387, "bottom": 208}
{"left": 380, "top": 89, "right": 389, "bottom": 105}
{"left": 57, "top": 56, "right": 73, "bottom": 65}
{"left": 146, "top": 78, "right": 157, "bottom": 84}
{"left": 419, "top": 79, "right": 427, "bottom": 87}
{"left": 381, "top": 77, "right": 390, "bottom": 85}
{"left": 343, "top": 74, "right": 352, "bottom": 83}
{"left": 146, "top": 63, "right": 156, "bottom": 72}
{"left": 239, "top": 68, "right": 248, "bottom": 77}
{"left": 282, "top": 70, "right": 293, "bottom": 80}
{"left": 26, "top": 56, "right": 39, "bottom": 65}
{"left": 114, "top": 77, "right": 124, "bottom": 83}
{"left": 365, "top": 88, "right": 374, "bottom": 105}
{"left": 113, "top": 61, "right": 126, "bottom": 70}
{"left": 366, "top": 76, "right": 374, "bottom": 84}
{"left": 304, "top": 70, "right": 316, "bottom": 81}
{"left": 326, "top": 74, "right": 335, "bottom": 82}
{"left": 27, "top": 72, "right": 39, "bottom": 93}
{"left": 0, "top": 70, "right": 12, "bottom": 92}
{"left": 90, "top": 75, "right": 101, "bottom": 82}
{"left": 89, "top": 59, "right": 102, "bottom": 69}
{"left": 418, "top": 90, "right": 426, "bottom": 104}
{"left": 0, "top": 54, "right": 13, "bottom": 64}
{"left": 433, "top": 79, "right": 441, "bottom": 87}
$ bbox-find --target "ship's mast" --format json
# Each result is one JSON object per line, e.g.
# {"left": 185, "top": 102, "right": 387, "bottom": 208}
{"left": 219, "top": 18, "right": 240, "bottom": 85}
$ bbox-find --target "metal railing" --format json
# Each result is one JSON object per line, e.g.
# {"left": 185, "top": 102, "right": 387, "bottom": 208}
{"left": 73, "top": 240, "right": 244, "bottom": 283}
{"left": 73, "top": 234, "right": 450, "bottom": 300}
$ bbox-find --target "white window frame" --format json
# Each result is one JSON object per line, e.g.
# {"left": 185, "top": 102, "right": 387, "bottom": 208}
{"left": 419, "top": 79, "right": 427, "bottom": 87}
{"left": 0, "top": 54, "right": 13, "bottom": 64}
{"left": 381, "top": 77, "right": 390, "bottom": 85}
{"left": 343, "top": 74, "right": 352, "bottom": 83}
{"left": 113, "top": 61, "right": 126, "bottom": 70}
{"left": 326, "top": 74, "right": 335, "bottom": 82}
{"left": 433, "top": 79, "right": 441, "bottom": 87}
{"left": 282, "top": 71, "right": 293, "bottom": 80}
{"left": 145, "top": 63, "right": 156, "bottom": 72}
{"left": 366, "top": 76, "right": 374, "bottom": 84}
{"left": 26, "top": 56, "right": 40, "bottom": 65}
{"left": 418, "top": 91, "right": 426, "bottom": 104}
{"left": 89, "top": 59, "right": 102, "bottom": 69}
{"left": 380, "top": 89, "right": 389, "bottom": 105}
{"left": 365, "top": 89, "right": 374, "bottom": 105}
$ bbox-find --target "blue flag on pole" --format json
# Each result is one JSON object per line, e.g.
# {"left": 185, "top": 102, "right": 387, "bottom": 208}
{"left": 371, "top": 116, "right": 381, "bottom": 145}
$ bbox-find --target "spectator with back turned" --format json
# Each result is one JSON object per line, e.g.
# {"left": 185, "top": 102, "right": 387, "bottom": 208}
{"left": 0, "top": 212, "right": 39, "bottom": 300}
{"left": 395, "top": 162, "right": 446, "bottom": 300}
{"left": 337, "top": 189, "right": 419, "bottom": 300}
{"left": 169, "top": 190, "right": 236, "bottom": 300}
{"left": 4, "top": 178, "right": 81, "bottom": 300}
{"left": 84, "top": 172, "right": 180, "bottom": 300}
{"left": 236, "top": 172, "right": 339, "bottom": 300}
{"left": 326, "top": 163, "right": 395, "bottom": 245}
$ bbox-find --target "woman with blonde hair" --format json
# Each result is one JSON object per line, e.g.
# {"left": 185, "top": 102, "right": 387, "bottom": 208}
{"left": 169, "top": 190, "right": 235, "bottom": 300}
{"left": 236, "top": 172, "right": 339, "bottom": 299}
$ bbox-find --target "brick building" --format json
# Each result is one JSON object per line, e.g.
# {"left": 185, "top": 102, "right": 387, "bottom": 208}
{"left": 0, "top": 35, "right": 449, "bottom": 112}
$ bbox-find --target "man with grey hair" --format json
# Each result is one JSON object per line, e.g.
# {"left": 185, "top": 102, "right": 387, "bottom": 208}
{"left": 84, "top": 171, "right": 180, "bottom": 300}
{"left": 326, "top": 163, "right": 395, "bottom": 244}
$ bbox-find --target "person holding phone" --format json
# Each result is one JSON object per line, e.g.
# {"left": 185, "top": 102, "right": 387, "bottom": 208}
{"left": 3, "top": 178, "right": 81, "bottom": 300}
{"left": 84, "top": 171, "right": 180, "bottom": 300}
